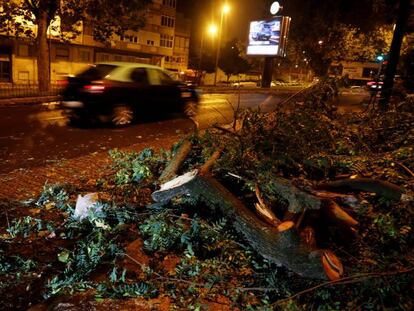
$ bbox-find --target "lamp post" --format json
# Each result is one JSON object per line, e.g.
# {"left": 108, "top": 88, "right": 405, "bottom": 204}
{"left": 213, "top": 4, "right": 230, "bottom": 86}
{"left": 198, "top": 24, "right": 218, "bottom": 85}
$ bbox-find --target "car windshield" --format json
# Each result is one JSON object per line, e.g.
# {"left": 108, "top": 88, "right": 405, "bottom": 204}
{"left": 77, "top": 64, "right": 117, "bottom": 80}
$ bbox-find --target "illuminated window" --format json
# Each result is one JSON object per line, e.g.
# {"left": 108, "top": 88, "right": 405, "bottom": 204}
{"left": 160, "top": 34, "right": 174, "bottom": 48}
{"left": 162, "top": 0, "right": 176, "bottom": 8}
{"left": 0, "top": 58, "right": 10, "bottom": 82}
{"left": 161, "top": 15, "right": 175, "bottom": 28}
{"left": 55, "top": 47, "right": 69, "bottom": 60}
{"left": 79, "top": 50, "right": 91, "bottom": 62}
{"left": 121, "top": 35, "right": 138, "bottom": 43}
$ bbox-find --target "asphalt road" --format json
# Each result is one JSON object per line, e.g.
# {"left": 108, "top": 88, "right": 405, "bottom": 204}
{"left": 0, "top": 91, "right": 367, "bottom": 174}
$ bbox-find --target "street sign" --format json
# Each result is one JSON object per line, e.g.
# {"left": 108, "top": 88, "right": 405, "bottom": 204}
{"left": 246, "top": 16, "right": 291, "bottom": 57}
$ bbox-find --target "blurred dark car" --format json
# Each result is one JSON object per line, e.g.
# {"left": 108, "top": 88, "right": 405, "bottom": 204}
{"left": 61, "top": 62, "right": 199, "bottom": 126}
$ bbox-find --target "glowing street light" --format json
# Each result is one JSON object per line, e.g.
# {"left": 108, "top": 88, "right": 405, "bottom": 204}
{"left": 214, "top": 3, "right": 231, "bottom": 86}
{"left": 208, "top": 24, "right": 218, "bottom": 36}
{"left": 222, "top": 4, "right": 231, "bottom": 14}
{"left": 198, "top": 24, "right": 219, "bottom": 85}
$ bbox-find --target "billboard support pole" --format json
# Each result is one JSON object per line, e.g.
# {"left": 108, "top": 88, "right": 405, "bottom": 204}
{"left": 261, "top": 57, "right": 273, "bottom": 88}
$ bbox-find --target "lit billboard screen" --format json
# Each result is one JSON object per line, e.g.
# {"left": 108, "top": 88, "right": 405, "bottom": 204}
{"left": 246, "top": 16, "right": 291, "bottom": 57}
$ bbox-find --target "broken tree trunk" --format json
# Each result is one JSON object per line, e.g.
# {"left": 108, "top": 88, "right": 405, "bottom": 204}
{"left": 254, "top": 184, "right": 281, "bottom": 227}
{"left": 152, "top": 172, "right": 342, "bottom": 280}
{"left": 159, "top": 140, "right": 192, "bottom": 184}
{"left": 322, "top": 200, "right": 358, "bottom": 228}
{"left": 269, "top": 178, "right": 322, "bottom": 213}
{"left": 310, "top": 190, "right": 359, "bottom": 207}
{"left": 317, "top": 178, "right": 403, "bottom": 201}
{"left": 199, "top": 148, "right": 223, "bottom": 176}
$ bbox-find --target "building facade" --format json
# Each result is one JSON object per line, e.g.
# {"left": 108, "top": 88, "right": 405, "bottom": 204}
{"left": 0, "top": 0, "right": 190, "bottom": 84}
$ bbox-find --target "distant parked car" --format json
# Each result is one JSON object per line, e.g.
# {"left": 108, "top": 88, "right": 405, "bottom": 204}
{"left": 61, "top": 62, "right": 199, "bottom": 126}
{"left": 366, "top": 80, "right": 383, "bottom": 91}
{"left": 231, "top": 81, "right": 258, "bottom": 87}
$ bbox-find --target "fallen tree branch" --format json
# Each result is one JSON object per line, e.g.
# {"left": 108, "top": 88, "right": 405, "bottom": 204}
{"left": 322, "top": 200, "right": 358, "bottom": 228}
{"left": 269, "top": 178, "right": 322, "bottom": 213}
{"left": 199, "top": 148, "right": 223, "bottom": 176}
{"left": 310, "top": 190, "right": 359, "bottom": 207}
{"left": 159, "top": 139, "right": 192, "bottom": 184}
{"left": 272, "top": 267, "right": 414, "bottom": 306}
{"left": 152, "top": 172, "right": 342, "bottom": 280}
{"left": 317, "top": 178, "right": 403, "bottom": 201}
{"left": 395, "top": 161, "right": 414, "bottom": 178}
{"left": 213, "top": 124, "right": 238, "bottom": 135}
{"left": 254, "top": 184, "right": 281, "bottom": 227}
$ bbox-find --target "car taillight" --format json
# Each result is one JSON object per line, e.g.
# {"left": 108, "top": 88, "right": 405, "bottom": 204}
{"left": 83, "top": 81, "right": 106, "bottom": 93}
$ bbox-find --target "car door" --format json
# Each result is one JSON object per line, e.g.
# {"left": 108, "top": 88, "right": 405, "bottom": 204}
{"left": 146, "top": 68, "right": 182, "bottom": 112}
{"left": 129, "top": 67, "right": 151, "bottom": 111}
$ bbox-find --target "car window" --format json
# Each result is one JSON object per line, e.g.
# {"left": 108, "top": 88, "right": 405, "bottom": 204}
{"left": 77, "top": 64, "right": 117, "bottom": 80}
{"left": 148, "top": 69, "right": 177, "bottom": 86}
{"left": 130, "top": 68, "right": 149, "bottom": 85}
{"left": 158, "top": 70, "right": 175, "bottom": 85}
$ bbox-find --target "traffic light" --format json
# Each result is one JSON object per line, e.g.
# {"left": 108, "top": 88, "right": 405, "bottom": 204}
{"left": 376, "top": 55, "right": 384, "bottom": 62}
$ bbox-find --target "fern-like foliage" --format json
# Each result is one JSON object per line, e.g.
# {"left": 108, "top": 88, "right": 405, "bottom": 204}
{"left": 36, "top": 183, "right": 70, "bottom": 211}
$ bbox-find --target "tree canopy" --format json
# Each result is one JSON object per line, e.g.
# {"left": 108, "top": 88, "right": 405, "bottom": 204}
{"left": 270, "top": 0, "right": 399, "bottom": 75}
{"left": 0, "top": 0, "right": 151, "bottom": 90}
{"left": 218, "top": 39, "right": 251, "bottom": 81}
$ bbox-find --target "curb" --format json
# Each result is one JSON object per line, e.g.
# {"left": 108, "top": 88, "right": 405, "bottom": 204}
{"left": 0, "top": 96, "right": 61, "bottom": 107}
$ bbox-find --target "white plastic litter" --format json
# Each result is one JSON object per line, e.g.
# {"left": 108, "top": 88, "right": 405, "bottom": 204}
{"left": 74, "top": 193, "right": 100, "bottom": 220}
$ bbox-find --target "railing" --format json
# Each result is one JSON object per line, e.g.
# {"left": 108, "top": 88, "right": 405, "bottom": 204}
{"left": 0, "top": 83, "right": 64, "bottom": 99}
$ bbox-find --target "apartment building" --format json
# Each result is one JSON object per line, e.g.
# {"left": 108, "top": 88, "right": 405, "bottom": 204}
{"left": 0, "top": 0, "right": 190, "bottom": 84}
{"left": 165, "top": 13, "right": 191, "bottom": 76}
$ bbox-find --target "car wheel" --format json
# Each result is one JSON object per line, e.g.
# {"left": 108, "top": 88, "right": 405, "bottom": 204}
{"left": 183, "top": 100, "right": 198, "bottom": 117}
{"left": 67, "top": 112, "right": 85, "bottom": 126}
{"left": 112, "top": 104, "right": 133, "bottom": 126}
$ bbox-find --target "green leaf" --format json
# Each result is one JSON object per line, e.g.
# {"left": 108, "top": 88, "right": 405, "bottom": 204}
{"left": 58, "top": 250, "right": 70, "bottom": 263}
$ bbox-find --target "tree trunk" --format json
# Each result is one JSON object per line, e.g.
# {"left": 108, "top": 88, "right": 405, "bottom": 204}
{"left": 36, "top": 11, "right": 50, "bottom": 92}
{"left": 152, "top": 173, "right": 340, "bottom": 279}
{"left": 261, "top": 57, "right": 273, "bottom": 88}
{"left": 378, "top": 0, "right": 411, "bottom": 110}
{"left": 317, "top": 178, "right": 403, "bottom": 201}
{"left": 159, "top": 140, "right": 192, "bottom": 184}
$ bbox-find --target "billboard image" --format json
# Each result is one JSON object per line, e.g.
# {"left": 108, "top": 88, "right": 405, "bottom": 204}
{"left": 247, "top": 16, "right": 291, "bottom": 57}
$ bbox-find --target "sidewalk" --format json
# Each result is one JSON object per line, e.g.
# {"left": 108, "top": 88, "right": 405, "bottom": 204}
{"left": 0, "top": 95, "right": 60, "bottom": 107}
{"left": 0, "top": 136, "right": 178, "bottom": 201}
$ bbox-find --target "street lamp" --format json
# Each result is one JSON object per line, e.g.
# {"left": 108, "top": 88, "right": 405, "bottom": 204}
{"left": 208, "top": 24, "right": 218, "bottom": 36}
{"left": 213, "top": 3, "right": 231, "bottom": 86}
{"left": 198, "top": 24, "right": 218, "bottom": 85}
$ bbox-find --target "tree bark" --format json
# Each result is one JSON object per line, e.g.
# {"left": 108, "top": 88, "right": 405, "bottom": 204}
{"left": 378, "top": 0, "right": 411, "bottom": 110}
{"left": 36, "top": 10, "right": 50, "bottom": 92}
{"left": 152, "top": 173, "right": 340, "bottom": 279}
{"left": 269, "top": 178, "right": 322, "bottom": 213}
{"left": 317, "top": 178, "right": 403, "bottom": 201}
{"left": 261, "top": 57, "right": 273, "bottom": 88}
{"left": 159, "top": 140, "right": 192, "bottom": 184}
{"left": 322, "top": 200, "right": 358, "bottom": 228}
